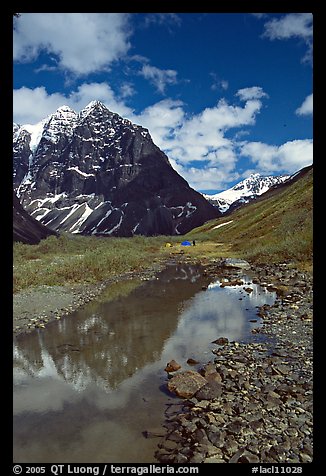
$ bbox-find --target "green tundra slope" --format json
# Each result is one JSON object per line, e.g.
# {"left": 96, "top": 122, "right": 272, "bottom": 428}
{"left": 186, "top": 165, "right": 313, "bottom": 268}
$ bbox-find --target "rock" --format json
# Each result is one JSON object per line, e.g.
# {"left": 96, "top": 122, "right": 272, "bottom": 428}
{"left": 226, "top": 419, "right": 244, "bottom": 435}
{"left": 195, "top": 381, "right": 222, "bottom": 400}
{"left": 239, "top": 451, "right": 260, "bottom": 463}
{"left": 167, "top": 371, "right": 207, "bottom": 398}
{"left": 164, "top": 360, "right": 181, "bottom": 373}
{"left": 206, "top": 428, "right": 225, "bottom": 447}
{"left": 187, "top": 358, "right": 199, "bottom": 365}
{"left": 143, "top": 428, "right": 166, "bottom": 438}
{"left": 204, "top": 456, "right": 225, "bottom": 463}
{"left": 220, "top": 279, "right": 244, "bottom": 287}
{"left": 221, "top": 258, "right": 251, "bottom": 270}
{"left": 205, "top": 371, "right": 222, "bottom": 384}
{"left": 244, "top": 287, "right": 253, "bottom": 293}
{"left": 212, "top": 337, "right": 229, "bottom": 345}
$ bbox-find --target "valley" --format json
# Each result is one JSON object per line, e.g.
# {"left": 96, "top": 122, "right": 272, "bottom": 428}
{"left": 13, "top": 103, "right": 313, "bottom": 465}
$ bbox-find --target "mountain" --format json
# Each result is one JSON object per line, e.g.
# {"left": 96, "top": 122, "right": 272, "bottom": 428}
{"left": 13, "top": 101, "right": 219, "bottom": 236}
{"left": 13, "top": 191, "right": 58, "bottom": 245}
{"left": 203, "top": 173, "right": 290, "bottom": 214}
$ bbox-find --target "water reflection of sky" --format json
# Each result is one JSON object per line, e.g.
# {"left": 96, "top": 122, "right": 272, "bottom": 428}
{"left": 161, "top": 276, "right": 276, "bottom": 363}
{"left": 13, "top": 265, "right": 276, "bottom": 462}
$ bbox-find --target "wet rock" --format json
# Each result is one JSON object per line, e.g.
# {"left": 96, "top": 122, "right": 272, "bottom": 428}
{"left": 212, "top": 337, "right": 229, "bottom": 345}
{"left": 164, "top": 360, "right": 181, "bottom": 373}
{"left": 167, "top": 371, "right": 207, "bottom": 398}
{"left": 187, "top": 358, "right": 199, "bottom": 365}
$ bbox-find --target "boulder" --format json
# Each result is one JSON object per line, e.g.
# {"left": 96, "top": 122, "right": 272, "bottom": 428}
{"left": 167, "top": 371, "right": 207, "bottom": 398}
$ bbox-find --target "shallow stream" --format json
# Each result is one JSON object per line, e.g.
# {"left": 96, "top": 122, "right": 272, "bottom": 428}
{"left": 13, "top": 263, "right": 275, "bottom": 463}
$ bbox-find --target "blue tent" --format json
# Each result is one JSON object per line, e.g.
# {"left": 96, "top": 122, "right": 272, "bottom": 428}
{"left": 181, "top": 240, "right": 192, "bottom": 246}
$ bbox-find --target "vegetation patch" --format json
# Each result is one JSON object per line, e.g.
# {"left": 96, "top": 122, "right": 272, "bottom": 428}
{"left": 13, "top": 234, "right": 172, "bottom": 293}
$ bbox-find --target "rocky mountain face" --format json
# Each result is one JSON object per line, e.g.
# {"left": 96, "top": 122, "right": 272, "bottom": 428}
{"left": 13, "top": 101, "right": 219, "bottom": 236}
{"left": 13, "top": 191, "right": 58, "bottom": 244}
{"left": 203, "top": 173, "right": 290, "bottom": 214}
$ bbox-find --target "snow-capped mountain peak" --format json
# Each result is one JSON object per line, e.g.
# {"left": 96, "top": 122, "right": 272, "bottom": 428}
{"left": 204, "top": 173, "right": 290, "bottom": 214}
{"left": 13, "top": 101, "right": 218, "bottom": 236}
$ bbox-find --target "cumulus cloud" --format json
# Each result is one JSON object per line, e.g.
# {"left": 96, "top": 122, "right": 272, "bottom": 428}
{"left": 262, "top": 13, "right": 313, "bottom": 63}
{"left": 296, "top": 94, "right": 313, "bottom": 116}
{"left": 263, "top": 13, "right": 312, "bottom": 41}
{"left": 169, "top": 160, "right": 241, "bottom": 191}
{"left": 13, "top": 83, "right": 133, "bottom": 125}
{"left": 13, "top": 13, "right": 131, "bottom": 75}
{"left": 135, "top": 99, "right": 185, "bottom": 145}
{"left": 240, "top": 139, "right": 313, "bottom": 174}
{"left": 236, "top": 86, "right": 269, "bottom": 101}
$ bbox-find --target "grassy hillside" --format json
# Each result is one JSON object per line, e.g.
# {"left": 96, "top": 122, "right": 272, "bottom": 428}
{"left": 185, "top": 166, "right": 313, "bottom": 269}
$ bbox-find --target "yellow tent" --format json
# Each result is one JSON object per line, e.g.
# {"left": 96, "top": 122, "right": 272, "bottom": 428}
{"left": 165, "top": 242, "right": 173, "bottom": 247}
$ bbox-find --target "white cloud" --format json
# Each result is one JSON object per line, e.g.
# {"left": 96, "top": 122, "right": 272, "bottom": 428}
{"left": 263, "top": 13, "right": 312, "bottom": 41}
{"left": 119, "top": 83, "right": 135, "bottom": 99}
{"left": 240, "top": 139, "right": 313, "bottom": 174}
{"left": 210, "top": 73, "right": 229, "bottom": 92}
{"left": 262, "top": 13, "right": 313, "bottom": 63}
{"left": 236, "top": 86, "right": 269, "bottom": 101}
{"left": 13, "top": 13, "right": 131, "bottom": 75}
{"left": 13, "top": 87, "right": 69, "bottom": 124}
{"left": 139, "top": 64, "right": 178, "bottom": 93}
{"left": 170, "top": 160, "right": 241, "bottom": 191}
{"left": 135, "top": 99, "right": 185, "bottom": 145}
{"left": 296, "top": 94, "right": 313, "bottom": 116}
{"left": 13, "top": 83, "right": 133, "bottom": 125}
{"left": 165, "top": 96, "right": 265, "bottom": 164}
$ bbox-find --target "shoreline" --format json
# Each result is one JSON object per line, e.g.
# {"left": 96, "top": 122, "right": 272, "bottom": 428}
{"left": 13, "top": 260, "right": 168, "bottom": 337}
{"left": 155, "top": 261, "right": 313, "bottom": 463}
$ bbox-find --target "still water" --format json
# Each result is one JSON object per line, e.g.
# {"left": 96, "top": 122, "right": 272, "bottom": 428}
{"left": 13, "top": 263, "right": 275, "bottom": 463}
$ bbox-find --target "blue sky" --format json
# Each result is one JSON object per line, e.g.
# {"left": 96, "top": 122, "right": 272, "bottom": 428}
{"left": 13, "top": 12, "right": 313, "bottom": 193}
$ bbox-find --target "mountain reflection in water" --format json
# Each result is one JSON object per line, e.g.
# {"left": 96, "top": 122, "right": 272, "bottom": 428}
{"left": 13, "top": 263, "right": 275, "bottom": 463}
